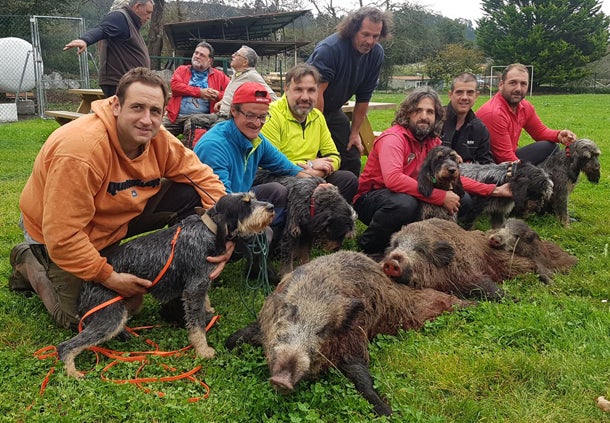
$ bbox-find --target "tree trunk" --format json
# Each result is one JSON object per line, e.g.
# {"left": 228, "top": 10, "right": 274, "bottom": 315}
{"left": 147, "top": 0, "right": 165, "bottom": 70}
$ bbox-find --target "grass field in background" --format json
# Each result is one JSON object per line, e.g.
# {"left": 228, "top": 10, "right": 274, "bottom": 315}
{"left": 1, "top": 93, "right": 610, "bottom": 422}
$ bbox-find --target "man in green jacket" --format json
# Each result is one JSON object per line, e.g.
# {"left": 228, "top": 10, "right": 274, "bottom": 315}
{"left": 261, "top": 63, "right": 358, "bottom": 203}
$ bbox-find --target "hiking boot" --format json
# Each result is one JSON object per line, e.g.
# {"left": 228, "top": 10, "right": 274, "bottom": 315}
{"left": 8, "top": 243, "right": 35, "bottom": 294}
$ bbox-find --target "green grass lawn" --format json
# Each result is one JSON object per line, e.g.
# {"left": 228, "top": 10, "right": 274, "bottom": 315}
{"left": 1, "top": 93, "right": 610, "bottom": 422}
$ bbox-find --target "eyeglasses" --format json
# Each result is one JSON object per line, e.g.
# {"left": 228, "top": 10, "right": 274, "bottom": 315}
{"left": 232, "top": 52, "right": 246, "bottom": 59}
{"left": 237, "top": 110, "right": 270, "bottom": 124}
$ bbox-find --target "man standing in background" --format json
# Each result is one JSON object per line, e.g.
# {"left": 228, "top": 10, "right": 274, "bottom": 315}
{"left": 441, "top": 72, "right": 493, "bottom": 164}
{"left": 64, "top": 0, "right": 153, "bottom": 98}
{"left": 307, "top": 6, "right": 392, "bottom": 176}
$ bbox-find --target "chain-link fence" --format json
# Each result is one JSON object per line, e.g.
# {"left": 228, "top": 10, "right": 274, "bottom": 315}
{"left": 0, "top": 15, "right": 89, "bottom": 122}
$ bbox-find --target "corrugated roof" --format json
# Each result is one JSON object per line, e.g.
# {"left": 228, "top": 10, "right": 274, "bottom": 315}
{"left": 164, "top": 10, "right": 311, "bottom": 57}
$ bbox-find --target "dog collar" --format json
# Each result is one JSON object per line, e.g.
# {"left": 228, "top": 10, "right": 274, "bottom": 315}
{"left": 310, "top": 183, "right": 333, "bottom": 217}
{"left": 200, "top": 213, "right": 218, "bottom": 235}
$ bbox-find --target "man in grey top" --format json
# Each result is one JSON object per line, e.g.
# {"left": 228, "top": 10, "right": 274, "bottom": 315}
{"left": 214, "top": 45, "right": 277, "bottom": 118}
{"left": 64, "top": 0, "right": 153, "bottom": 97}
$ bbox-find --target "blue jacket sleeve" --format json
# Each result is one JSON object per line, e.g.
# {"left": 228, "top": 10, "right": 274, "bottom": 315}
{"left": 80, "top": 11, "right": 130, "bottom": 45}
{"left": 259, "top": 139, "right": 301, "bottom": 176}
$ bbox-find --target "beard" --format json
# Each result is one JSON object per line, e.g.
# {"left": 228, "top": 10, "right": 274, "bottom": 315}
{"left": 408, "top": 119, "right": 433, "bottom": 141}
{"left": 290, "top": 101, "right": 314, "bottom": 119}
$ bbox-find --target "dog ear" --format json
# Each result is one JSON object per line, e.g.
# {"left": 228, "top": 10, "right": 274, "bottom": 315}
{"left": 418, "top": 163, "right": 435, "bottom": 197}
{"left": 214, "top": 219, "right": 229, "bottom": 253}
{"left": 454, "top": 175, "right": 466, "bottom": 198}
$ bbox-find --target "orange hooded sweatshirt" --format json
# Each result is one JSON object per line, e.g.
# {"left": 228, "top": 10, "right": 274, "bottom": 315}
{"left": 19, "top": 97, "right": 225, "bottom": 283}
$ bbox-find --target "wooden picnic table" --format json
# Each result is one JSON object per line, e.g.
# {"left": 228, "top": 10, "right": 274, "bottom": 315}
{"left": 45, "top": 88, "right": 105, "bottom": 125}
{"left": 341, "top": 101, "right": 396, "bottom": 155}
{"left": 68, "top": 88, "right": 105, "bottom": 114}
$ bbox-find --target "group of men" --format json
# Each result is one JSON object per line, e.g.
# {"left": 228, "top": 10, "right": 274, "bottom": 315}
{"left": 10, "top": 5, "right": 577, "bottom": 330}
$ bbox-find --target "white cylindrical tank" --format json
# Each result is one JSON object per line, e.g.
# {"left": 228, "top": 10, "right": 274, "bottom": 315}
{"left": 0, "top": 37, "right": 40, "bottom": 93}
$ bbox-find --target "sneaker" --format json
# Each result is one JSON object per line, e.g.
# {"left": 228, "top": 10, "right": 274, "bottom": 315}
{"left": 8, "top": 243, "right": 34, "bottom": 294}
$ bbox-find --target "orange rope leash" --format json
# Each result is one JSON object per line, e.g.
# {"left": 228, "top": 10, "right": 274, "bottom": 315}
{"left": 79, "top": 226, "right": 182, "bottom": 332}
{"left": 31, "top": 226, "right": 221, "bottom": 404}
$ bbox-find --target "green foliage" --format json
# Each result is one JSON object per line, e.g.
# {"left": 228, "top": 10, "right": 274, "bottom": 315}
{"left": 2, "top": 95, "right": 610, "bottom": 420}
{"left": 425, "top": 44, "right": 486, "bottom": 85}
{"left": 476, "top": 0, "right": 610, "bottom": 87}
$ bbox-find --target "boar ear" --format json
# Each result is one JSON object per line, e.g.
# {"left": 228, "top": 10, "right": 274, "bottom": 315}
{"left": 429, "top": 240, "right": 455, "bottom": 266}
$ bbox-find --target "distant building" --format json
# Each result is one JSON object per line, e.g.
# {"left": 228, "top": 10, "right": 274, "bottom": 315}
{"left": 389, "top": 75, "right": 431, "bottom": 90}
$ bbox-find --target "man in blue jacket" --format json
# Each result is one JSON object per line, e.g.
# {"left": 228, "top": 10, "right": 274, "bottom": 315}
{"left": 194, "top": 82, "right": 315, "bottom": 281}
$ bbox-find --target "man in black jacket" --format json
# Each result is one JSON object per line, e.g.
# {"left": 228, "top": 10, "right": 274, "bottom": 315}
{"left": 441, "top": 72, "right": 493, "bottom": 164}
{"left": 63, "top": 0, "right": 153, "bottom": 97}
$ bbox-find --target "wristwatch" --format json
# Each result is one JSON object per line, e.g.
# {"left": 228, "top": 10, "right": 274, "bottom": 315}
{"left": 307, "top": 160, "right": 314, "bottom": 169}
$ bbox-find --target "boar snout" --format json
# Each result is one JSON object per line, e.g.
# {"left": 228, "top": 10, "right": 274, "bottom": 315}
{"left": 382, "top": 259, "right": 402, "bottom": 278}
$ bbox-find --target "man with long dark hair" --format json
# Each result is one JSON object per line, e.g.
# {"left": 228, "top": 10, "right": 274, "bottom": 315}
{"left": 307, "top": 7, "right": 392, "bottom": 177}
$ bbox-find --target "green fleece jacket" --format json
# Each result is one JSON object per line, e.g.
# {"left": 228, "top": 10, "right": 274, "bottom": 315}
{"left": 261, "top": 95, "right": 341, "bottom": 171}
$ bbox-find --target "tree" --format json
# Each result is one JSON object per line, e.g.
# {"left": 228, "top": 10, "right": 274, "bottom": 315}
{"left": 425, "top": 43, "right": 485, "bottom": 84}
{"left": 477, "top": 0, "right": 610, "bottom": 87}
{"left": 147, "top": 0, "right": 165, "bottom": 70}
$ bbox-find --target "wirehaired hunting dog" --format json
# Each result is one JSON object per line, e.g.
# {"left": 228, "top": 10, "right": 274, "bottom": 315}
{"left": 539, "top": 138, "right": 601, "bottom": 226}
{"left": 487, "top": 218, "right": 578, "bottom": 284}
{"left": 225, "top": 251, "right": 468, "bottom": 416}
{"left": 381, "top": 218, "right": 538, "bottom": 300}
{"left": 418, "top": 146, "right": 465, "bottom": 221}
{"left": 459, "top": 161, "right": 554, "bottom": 228}
{"left": 57, "top": 192, "right": 275, "bottom": 378}
{"left": 254, "top": 172, "right": 357, "bottom": 275}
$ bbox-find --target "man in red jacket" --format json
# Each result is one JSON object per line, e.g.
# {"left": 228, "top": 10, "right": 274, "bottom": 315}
{"left": 476, "top": 63, "right": 576, "bottom": 164}
{"left": 354, "top": 87, "right": 512, "bottom": 256}
{"left": 163, "top": 41, "right": 230, "bottom": 147}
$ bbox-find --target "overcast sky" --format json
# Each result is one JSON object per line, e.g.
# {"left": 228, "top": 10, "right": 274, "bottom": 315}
{"left": 408, "top": 0, "right": 610, "bottom": 21}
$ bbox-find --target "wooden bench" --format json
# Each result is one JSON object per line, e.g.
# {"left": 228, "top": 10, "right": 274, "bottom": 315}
{"left": 45, "top": 110, "right": 84, "bottom": 125}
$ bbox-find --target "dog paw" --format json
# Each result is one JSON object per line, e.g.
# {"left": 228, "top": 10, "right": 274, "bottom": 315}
{"left": 196, "top": 346, "right": 215, "bottom": 359}
{"left": 65, "top": 366, "right": 85, "bottom": 379}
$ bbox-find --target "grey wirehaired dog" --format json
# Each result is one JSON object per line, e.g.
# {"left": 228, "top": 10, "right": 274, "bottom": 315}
{"left": 487, "top": 218, "right": 578, "bottom": 283}
{"left": 418, "top": 146, "right": 465, "bottom": 221}
{"left": 539, "top": 138, "right": 601, "bottom": 226}
{"left": 225, "top": 251, "right": 468, "bottom": 416}
{"left": 459, "top": 161, "right": 554, "bottom": 228}
{"left": 57, "top": 192, "right": 275, "bottom": 378}
{"left": 254, "top": 172, "right": 357, "bottom": 275}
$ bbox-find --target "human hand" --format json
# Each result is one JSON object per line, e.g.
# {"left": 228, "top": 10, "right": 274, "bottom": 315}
{"left": 100, "top": 271, "right": 151, "bottom": 297}
{"left": 442, "top": 191, "right": 461, "bottom": 215}
{"left": 207, "top": 241, "right": 235, "bottom": 280}
{"left": 298, "top": 157, "right": 334, "bottom": 176}
{"left": 558, "top": 129, "right": 577, "bottom": 146}
{"left": 347, "top": 133, "right": 364, "bottom": 154}
{"left": 491, "top": 182, "right": 512, "bottom": 198}
{"left": 63, "top": 39, "right": 87, "bottom": 54}
{"left": 201, "top": 88, "right": 220, "bottom": 100}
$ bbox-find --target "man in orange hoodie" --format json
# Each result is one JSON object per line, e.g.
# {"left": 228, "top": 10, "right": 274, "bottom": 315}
{"left": 9, "top": 67, "right": 228, "bottom": 330}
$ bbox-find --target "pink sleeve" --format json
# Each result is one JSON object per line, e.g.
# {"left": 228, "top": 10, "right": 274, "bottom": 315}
{"left": 523, "top": 102, "right": 560, "bottom": 142}
{"left": 378, "top": 135, "right": 446, "bottom": 205}
{"left": 487, "top": 111, "right": 519, "bottom": 163}
{"left": 461, "top": 176, "right": 495, "bottom": 196}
